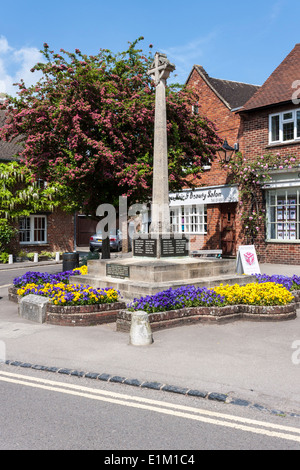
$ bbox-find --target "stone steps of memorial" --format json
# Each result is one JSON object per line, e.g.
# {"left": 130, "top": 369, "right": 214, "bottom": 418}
{"left": 70, "top": 272, "right": 255, "bottom": 302}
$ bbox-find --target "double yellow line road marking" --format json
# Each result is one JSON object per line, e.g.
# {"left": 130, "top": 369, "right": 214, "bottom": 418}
{"left": 0, "top": 370, "right": 300, "bottom": 444}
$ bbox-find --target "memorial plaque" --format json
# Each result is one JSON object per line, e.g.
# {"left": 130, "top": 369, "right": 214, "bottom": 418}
{"left": 106, "top": 264, "right": 130, "bottom": 279}
{"left": 133, "top": 238, "right": 157, "bottom": 257}
{"left": 161, "top": 237, "right": 188, "bottom": 257}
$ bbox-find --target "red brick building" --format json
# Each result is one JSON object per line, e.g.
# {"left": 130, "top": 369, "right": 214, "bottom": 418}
{"left": 171, "top": 66, "right": 259, "bottom": 256}
{"left": 237, "top": 43, "right": 300, "bottom": 264}
{"left": 178, "top": 44, "right": 300, "bottom": 264}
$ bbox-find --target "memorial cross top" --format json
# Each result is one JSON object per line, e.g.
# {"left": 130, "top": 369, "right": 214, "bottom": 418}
{"left": 147, "top": 52, "right": 175, "bottom": 85}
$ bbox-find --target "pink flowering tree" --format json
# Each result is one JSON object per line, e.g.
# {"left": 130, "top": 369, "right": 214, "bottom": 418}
{"left": 0, "top": 38, "right": 221, "bottom": 256}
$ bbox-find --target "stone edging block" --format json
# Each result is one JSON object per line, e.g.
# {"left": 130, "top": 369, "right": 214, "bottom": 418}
{"left": 4, "top": 359, "right": 300, "bottom": 419}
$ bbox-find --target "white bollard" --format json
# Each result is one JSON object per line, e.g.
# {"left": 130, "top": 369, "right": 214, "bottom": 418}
{"left": 55, "top": 252, "right": 60, "bottom": 262}
{"left": 129, "top": 311, "right": 153, "bottom": 346}
{"left": 34, "top": 253, "right": 38, "bottom": 263}
{"left": 8, "top": 254, "right": 13, "bottom": 264}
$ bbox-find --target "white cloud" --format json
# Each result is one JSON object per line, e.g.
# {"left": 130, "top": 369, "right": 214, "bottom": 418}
{"left": 0, "top": 36, "right": 12, "bottom": 54}
{"left": 0, "top": 36, "right": 44, "bottom": 97}
{"left": 160, "top": 31, "right": 218, "bottom": 84}
{"left": 269, "top": 0, "right": 285, "bottom": 21}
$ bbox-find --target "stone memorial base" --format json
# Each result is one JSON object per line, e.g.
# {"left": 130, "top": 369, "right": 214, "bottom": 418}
{"left": 132, "top": 233, "right": 189, "bottom": 258}
{"left": 70, "top": 256, "right": 255, "bottom": 302}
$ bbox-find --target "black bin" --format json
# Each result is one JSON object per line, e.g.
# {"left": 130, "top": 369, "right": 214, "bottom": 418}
{"left": 62, "top": 252, "right": 79, "bottom": 272}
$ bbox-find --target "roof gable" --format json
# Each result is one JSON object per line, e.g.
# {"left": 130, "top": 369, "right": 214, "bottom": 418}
{"left": 0, "top": 110, "right": 23, "bottom": 161}
{"left": 187, "top": 65, "right": 260, "bottom": 110}
{"left": 240, "top": 43, "right": 300, "bottom": 112}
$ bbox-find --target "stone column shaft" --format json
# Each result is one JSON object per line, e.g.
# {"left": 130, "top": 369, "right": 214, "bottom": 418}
{"left": 151, "top": 78, "right": 170, "bottom": 235}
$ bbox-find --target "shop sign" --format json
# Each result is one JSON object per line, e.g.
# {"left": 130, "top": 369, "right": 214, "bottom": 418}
{"left": 236, "top": 245, "right": 260, "bottom": 275}
{"left": 169, "top": 185, "right": 239, "bottom": 206}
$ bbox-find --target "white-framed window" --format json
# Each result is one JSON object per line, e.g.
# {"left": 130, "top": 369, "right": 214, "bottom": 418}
{"left": 170, "top": 205, "right": 207, "bottom": 234}
{"left": 192, "top": 104, "right": 199, "bottom": 115}
{"left": 19, "top": 215, "right": 47, "bottom": 244}
{"left": 266, "top": 189, "right": 300, "bottom": 241}
{"left": 269, "top": 108, "right": 300, "bottom": 144}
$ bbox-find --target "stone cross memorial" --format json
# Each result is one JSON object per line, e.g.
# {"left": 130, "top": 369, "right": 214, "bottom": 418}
{"left": 147, "top": 52, "right": 175, "bottom": 236}
{"left": 133, "top": 52, "right": 188, "bottom": 258}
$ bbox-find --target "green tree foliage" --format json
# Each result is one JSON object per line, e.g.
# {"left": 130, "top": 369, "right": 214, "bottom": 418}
{"left": 0, "top": 161, "right": 72, "bottom": 219}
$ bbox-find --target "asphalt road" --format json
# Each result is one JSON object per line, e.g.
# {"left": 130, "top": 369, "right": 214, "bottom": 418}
{"left": 0, "top": 263, "right": 63, "bottom": 288}
{"left": 1, "top": 261, "right": 300, "bottom": 450}
{"left": 0, "top": 365, "right": 299, "bottom": 450}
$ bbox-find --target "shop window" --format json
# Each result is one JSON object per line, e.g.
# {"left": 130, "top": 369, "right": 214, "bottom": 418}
{"left": 266, "top": 190, "right": 299, "bottom": 241}
{"left": 19, "top": 215, "right": 47, "bottom": 244}
{"left": 269, "top": 109, "right": 300, "bottom": 143}
{"left": 170, "top": 205, "right": 207, "bottom": 234}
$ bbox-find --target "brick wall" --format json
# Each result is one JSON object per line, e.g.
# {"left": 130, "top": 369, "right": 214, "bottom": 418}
{"left": 184, "top": 69, "right": 242, "bottom": 256}
{"left": 47, "top": 209, "right": 74, "bottom": 252}
{"left": 241, "top": 104, "right": 300, "bottom": 160}
{"left": 14, "top": 209, "right": 74, "bottom": 256}
{"left": 187, "top": 68, "right": 241, "bottom": 187}
{"left": 239, "top": 104, "right": 300, "bottom": 264}
{"left": 186, "top": 69, "right": 300, "bottom": 264}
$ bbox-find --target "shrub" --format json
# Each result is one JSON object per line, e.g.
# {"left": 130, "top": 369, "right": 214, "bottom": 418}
{"left": 0, "top": 219, "right": 17, "bottom": 252}
{"left": 0, "top": 252, "right": 9, "bottom": 264}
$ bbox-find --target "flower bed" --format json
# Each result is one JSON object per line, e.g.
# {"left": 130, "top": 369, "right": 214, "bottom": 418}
{"left": 117, "top": 281, "right": 298, "bottom": 332}
{"left": 117, "top": 303, "right": 297, "bottom": 332}
{"left": 13, "top": 265, "right": 88, "bottom": 288}
{"left": 10, "top": 266, "right": 126, "bottom": 326}
{"left": 126, "top": 282, "right": 294, "bottom": 313}
{"left": 16, "top": 282, "right": 119, "bottom": 306}
{"left": 254, "top": 274, "right": 300, "bottom": 291}
{"left": 9, "top": 269, "right": 299, "bottom": 329}
{"left": 213, "top": 282, "right": 294, "bottom": 306}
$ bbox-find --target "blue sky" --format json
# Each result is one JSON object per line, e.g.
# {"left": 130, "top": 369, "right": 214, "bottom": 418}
{"left": 1, "top": 0, "right": 300, "bottom": 95}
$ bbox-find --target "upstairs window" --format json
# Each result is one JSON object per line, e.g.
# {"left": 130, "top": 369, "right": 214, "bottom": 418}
{"left": 269, "top": 109, "right": 300, "bottom": 144}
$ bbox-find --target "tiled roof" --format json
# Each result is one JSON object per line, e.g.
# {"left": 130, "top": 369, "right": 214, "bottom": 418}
{"left": 240, "top": 43, "right": 300, "bottom": 112}
{"left": 0, "top": 110, "right": 23, "bottom": 161}
{"left": 188, "top": 65, "right": 260, "bottom": 110}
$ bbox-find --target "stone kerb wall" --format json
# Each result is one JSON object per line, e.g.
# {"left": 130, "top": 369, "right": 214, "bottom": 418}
{"left": 47, "top": 301, "right": 126, "bottom": 326}
{"left": 117, "top": 297, "right": 299, "bottom": 332}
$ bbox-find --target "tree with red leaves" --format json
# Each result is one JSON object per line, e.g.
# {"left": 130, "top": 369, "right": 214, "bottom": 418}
{"left": 0, "top": 37, "right": 221, "bottom": 219}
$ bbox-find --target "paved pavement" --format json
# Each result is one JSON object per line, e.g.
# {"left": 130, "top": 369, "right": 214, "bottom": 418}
{"left": 1, "top": 261, "right": 300, "bottom": 417}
